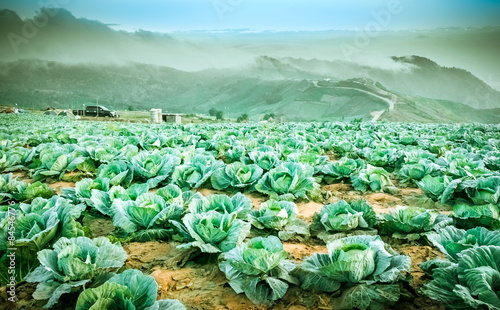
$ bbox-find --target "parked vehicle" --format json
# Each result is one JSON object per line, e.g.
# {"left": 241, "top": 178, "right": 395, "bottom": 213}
{"left": 72, "top": 105, "right": 119, "bottom": 118}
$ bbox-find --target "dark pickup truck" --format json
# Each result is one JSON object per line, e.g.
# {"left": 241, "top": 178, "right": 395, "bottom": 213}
{"left": 72, "top": 105, "right": 119, "bottom": 118}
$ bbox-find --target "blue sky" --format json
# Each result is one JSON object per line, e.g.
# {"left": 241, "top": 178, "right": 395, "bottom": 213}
{"left": 1, "top": 0, "right": 500, "bottom": 32}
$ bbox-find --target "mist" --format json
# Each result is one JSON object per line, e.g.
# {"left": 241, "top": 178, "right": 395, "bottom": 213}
{"left": 1, "top": 7, "right": 499, "bottom": 123}
{"left": 1, "top": 8, "right": 500, "bottom": 89}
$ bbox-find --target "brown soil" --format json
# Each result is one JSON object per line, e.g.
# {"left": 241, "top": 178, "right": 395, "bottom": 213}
{"left": 283, "top": 243, "right": 328, "bottom": 261}
{"left": 326, "top": 153, "right": 339, "bottom": 161}
{"left": 1, "top": 107, "right": 15, "bottom": 113}
{"left": 321, "top": 183, "right": 362, "bottom": 204}
{"left": 124, "top": 241, "right": 194, "bottom": 271}
{"left": 245, "top": 192, "right": 268, "bottom": 208}
{"left": 152, "top": 266, "right": 334, "bottom": 310}
{"left": 386, "top": 244, "right": 447, "bottom": 310}
{"left": 296, "top": 201, "right": 324, "bottom": 222}
{"left": 396, "top": 245, "right": 445, "bottom": 289}
{"left": 121, "top": 239, "right": 336, "bottom": 310}
{"left": 11, "top": 171, "right": 31, "bottom": 182}
{"left": 365, "top": 192, "right": 402, "bottom": 214}
{"left": 322, "top": 183, "right": 353, "bottom": 192}
{"left": 47, "top": 181, "right": 75, "bottom": 195}
{"left": 399, "top": 188, "right": 423, "bottom": 196}
{"left": 392, "top": 296, "right": 446, "bottom": 310}
{"left": 152, "top": 267, "right": 263, "bottom": 310}
{"left": 197, "top": 188, "right": 227, "bottom": 196}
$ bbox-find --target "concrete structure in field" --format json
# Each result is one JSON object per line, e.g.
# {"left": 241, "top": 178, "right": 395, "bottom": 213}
{"left": 162, "top": 113, "right": 182, "bottom": 124}
{"left": 150, "top": 109, "right": 162, "bottom": 123}
{"left": 150, "top": 109, "right": 182, "bottom": 124}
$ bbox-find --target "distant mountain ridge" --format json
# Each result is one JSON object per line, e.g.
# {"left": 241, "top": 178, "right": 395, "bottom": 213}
{"left": 277, "top": 56, "right": 500, "bottom": 110}
{"left": 0, "top": 8, "right": 499, "bottom": 122}
{"left": 0, "top": 58, "right": 498, "bottom": 123}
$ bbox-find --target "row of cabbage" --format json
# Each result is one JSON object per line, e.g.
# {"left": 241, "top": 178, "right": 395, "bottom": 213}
{"left": 2, "top": 179, "right": 499, "bottom": 309}
{"left": 0, "top": 193, "right": 186, "bottom": 309}
{"left": 2, "top": 148, "right": 499, "bottom": 223}
{"left": 1, "top": 115, "right": 499, "bottom": 207}
{"left": 1, "top": 114, "right": 500, "bottom": 309}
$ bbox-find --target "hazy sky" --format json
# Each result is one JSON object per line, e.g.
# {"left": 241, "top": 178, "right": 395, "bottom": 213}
{"left": 1, "top": 0, "right": 500, "bottom": 32}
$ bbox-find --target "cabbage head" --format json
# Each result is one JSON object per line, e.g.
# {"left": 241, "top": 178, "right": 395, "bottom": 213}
{"left": 172, "top": 211, "right": 251, "bottom": 253}
{"left": 26, "top": 236, "right": 127, "bottom": 308}
{"left": 256, "top": 162, "right": 319, "bottom": 201}
{"left": 211, "top": 162, "right": 263, "bottom": 191}
{"left": 310, "top": 200, "right": 376, "bottom": 242}
{"left": 75, "top": 269, "right": 186, "bottom": 310}
{"left": 378, "top": 206, "right": 452, "bottom": 240}
{"left": 293, "top": 235, "right": 411, "bottom": 310}
{"left": 219, "top": 236, "right": 297, "bottom": 305}
{"left": 422, "top": 246, "right": 500, "bottom": 310}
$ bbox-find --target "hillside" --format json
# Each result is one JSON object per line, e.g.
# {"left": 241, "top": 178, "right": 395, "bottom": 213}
{"left": 1, "top": 8, "right": 499, "bottom": 122}
{"left": 0, "top": 59, "right": 499, "bottom": 123}
{"left": 280, "top": 56, "right": 500, "bottom": 110}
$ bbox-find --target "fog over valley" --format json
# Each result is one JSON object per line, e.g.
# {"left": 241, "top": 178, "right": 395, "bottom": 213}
{"left": 0, "top": 7, "right": 499, "bottom": 122}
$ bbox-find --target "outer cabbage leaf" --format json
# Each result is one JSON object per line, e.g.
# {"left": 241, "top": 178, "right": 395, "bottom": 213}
{"left": 156, "top": 184, "right": 205, "bottom": 209}
{"left": 26, "top": 236, "right": 127, "bottom": 308}
{"left": 453, "top": 204, "right": 500, "bottom": 230}
{"left": 398, "top": 159, "right": 441, "bottom": 184}
{"left": 224, "top": 146, "right": 246, "bottom": 163}
{"left": 293, "top": 235, "right": 410, "bottom": 308}
{"left": 246, "top": 151, "right": 281, "bottom": 171}
{"left": 172, "top": 154, "right": 223, "bottom": 190}
{"left": 332, "top": 284, "right": 401, "bottom": 310}
{"left": 426, "top": 226, "right": 500, "bottom": 262}
{"left": 310, "top": 200, "right": 376, "bottom": 242}
{"left": 0, "top": 173, "right": 55, "bottom": 203}
{"left": 0, "top": 147, "right": 35, "bottom": 172}
{"left": 188, "top": 193, "right": 252, "bottom": 220}
{"left": 32, "top": 146, "right": 89, "bottom": 181}
{"left": 351, "top": 165, "right": 399, "bottom": 194}
{"left": 285, "top": 152, "right": 329, "bottom": 170}
{"left": 312, "top": 201, "right": 377, "bottom": 243}
{"left": 97, "top": 161, "right": 134, "bottom": 187}
{"left": 378, "top": 206, "right": 452, "bottom": 240}
{"left": 417, "top": 175, "right": 461, "bottom": 203}
{"left": 250, "top": 200, "right": 309, "bottom": 241}
{"left": 75, "top": 282, "right": 134, "bottom": 310}
{"left": 76, "top": 268, "right": 188, "bottom": 310}
{"left": 464, "top": 176, "right": 500, "bottom": 205}
{"left": 0, "top": 196, "right": 85, "bottom": 286}
{"left": 251, "top": 200, "right": 297, "bottom": 231}
{"left": 317, "top": 158, "right": 365, "bottom": 183}
{"left": 422, "top": 246, "right": 500, "bottom": 310}
{"left": 111, "top": 193, "right": 183, "bottom": 241}
{"left": 88, "top": 183, "right": 151, "bottom": 217}
{"left": 64, "top": 177, "right": 110, "bottom": 205}
{"left": 131, "top": 152, "right": 180, "bottom": 188}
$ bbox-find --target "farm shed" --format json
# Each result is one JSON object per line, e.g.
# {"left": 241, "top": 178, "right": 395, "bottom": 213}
{"left": 162, "top": 113, "right": 182, "bottom": 124}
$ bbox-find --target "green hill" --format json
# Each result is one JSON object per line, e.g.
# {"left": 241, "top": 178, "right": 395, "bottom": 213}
{"left": 0, "top": 59, "right": 498, "bottom": 123}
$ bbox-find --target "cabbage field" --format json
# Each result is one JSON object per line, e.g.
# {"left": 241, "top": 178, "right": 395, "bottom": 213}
{"left": 1, "top": 114, "right": 500, "bottom": 310}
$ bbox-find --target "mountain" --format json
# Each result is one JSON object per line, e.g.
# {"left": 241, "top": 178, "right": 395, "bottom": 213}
{"left": 0, "top": 58, "right": 498, "bottom": 123}
{"left": 0, "top": 8, "right": 248, "bottom": 70}
{"left": 279, "top": 56, "right": 500, "bottom": 110}
{"left": 0, "top": 8, "right": 499, "bottom": 122}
